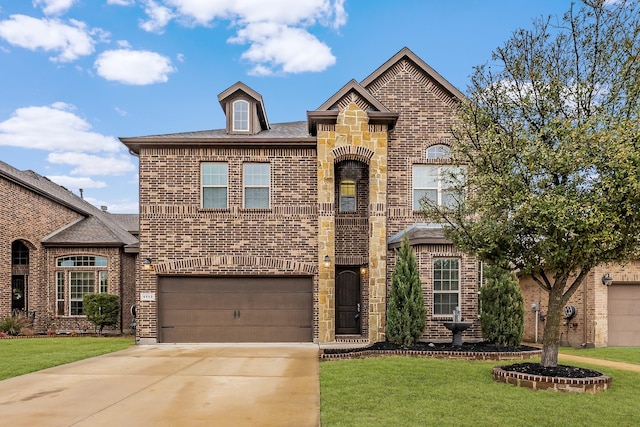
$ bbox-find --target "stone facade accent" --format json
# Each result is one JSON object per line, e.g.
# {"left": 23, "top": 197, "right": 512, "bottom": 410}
{"left": 316, "top": 103, "right": 389, "bottom": 343}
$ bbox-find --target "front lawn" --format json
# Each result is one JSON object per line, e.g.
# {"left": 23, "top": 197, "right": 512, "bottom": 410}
{"left": 559, "top": 347, "right": 640, "bottom": 365}
{"left": 0, "top": 336, "right": 134, "bottom": 381}
{"left": 320, "top": 356, "right": 640, "bottom": 426}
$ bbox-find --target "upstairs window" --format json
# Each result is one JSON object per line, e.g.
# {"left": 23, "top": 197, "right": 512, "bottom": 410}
{"left": 427, "top": 144, "right": 451, "bottom": 159}
{"left": 339, "top": 179, "right": 356, "bottom": 212}
{"left": 413, "top": 165, "right": 465, "bottom": 210}
{"left": 233, "top": 100, "right": 249, "bottom": 132}
{"left": 244, "top": 163, "right": 270, "bottom": 209}
{"left": 202, "top": 163, "right": 228, "bottom": 209}
{"left": 12, "top": 241, "right": 29, "bottom": 265}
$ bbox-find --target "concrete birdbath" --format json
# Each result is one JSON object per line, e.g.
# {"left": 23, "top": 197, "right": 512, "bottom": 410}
{"left": 443, "top": 321, "right": 472, "bottom": 346}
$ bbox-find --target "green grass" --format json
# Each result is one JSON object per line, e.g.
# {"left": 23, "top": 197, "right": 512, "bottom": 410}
{"left": 559, "top": 347, "right": 640, "bottom": 365}
{"left": 320, "top": 356, "right": 640, "bottom": 426}
{"left": 0, "top": 336, "right": 134, "bottom": 380}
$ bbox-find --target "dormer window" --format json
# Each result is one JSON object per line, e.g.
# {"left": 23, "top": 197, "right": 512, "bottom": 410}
{"left": 233, "top": 100, "right": 249, "bottom": 132}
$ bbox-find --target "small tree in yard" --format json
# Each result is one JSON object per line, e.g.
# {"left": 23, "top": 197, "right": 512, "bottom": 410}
{"left": 83, "top": 294, "right": 119, "bottom": 334}
{"left": 386, "top": 234, "right": 426, "bottom": 346}
{"left": 421, "top": 0, "right": 640, "bottom": 367}
{"left": 480, "top": 265, "right": 524, "bottom": 347}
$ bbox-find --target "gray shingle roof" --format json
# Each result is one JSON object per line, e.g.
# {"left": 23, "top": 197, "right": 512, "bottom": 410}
{"left": 130, "top": 121, "right": 310, "bottom": 140}
{"left": 0, "top": 160, "right": 138, "bottom": 247}
{"left": 387, "top": 223, "right": 450, "bottom": 248}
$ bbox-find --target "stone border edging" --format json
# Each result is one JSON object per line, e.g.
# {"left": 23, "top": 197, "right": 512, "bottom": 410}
{"left": 492, "top": 366, "right": 612, "bottom": 393}
{"left": 320, "top": 348, "right": 542, "bottom": 361}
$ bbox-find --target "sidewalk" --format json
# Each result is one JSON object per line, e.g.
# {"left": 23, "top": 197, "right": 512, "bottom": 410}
{"left": 558, "top": 353, "right": 640, "bottom": 373}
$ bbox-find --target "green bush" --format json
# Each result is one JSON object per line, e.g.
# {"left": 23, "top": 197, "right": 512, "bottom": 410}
{"left": 83, "top": 294, "right": 120, "bottom": 334}
{"left": 480, "top": 265, "right": 524, "bottom": 346}
{"left": 386, "top": 234, "right": 426, "bottom": 346}
{"left": 0, "top": 316, "right": 26, "bottom": 336}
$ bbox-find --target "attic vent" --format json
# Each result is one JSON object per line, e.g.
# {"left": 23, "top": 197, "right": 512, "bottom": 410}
{"left": 101, "top": 206, "right": 108, "bottom": 212}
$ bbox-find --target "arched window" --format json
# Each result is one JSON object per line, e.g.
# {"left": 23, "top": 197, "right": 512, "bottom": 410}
{"left": 12, "top": 241, "right": 29, "bottom": 265}
{"left": 233, "top": 100, "right": 249, "bottom": 131}
{"left": 340, "top": 179, "right": 356, "bottom": 212}
{"left": 427, "top": 145, "right": 451, "bottom": 159}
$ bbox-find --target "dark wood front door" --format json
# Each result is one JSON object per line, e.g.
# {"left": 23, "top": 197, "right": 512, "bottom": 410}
{"left": 336, "top": 267, "right": 360, "bottom": 335}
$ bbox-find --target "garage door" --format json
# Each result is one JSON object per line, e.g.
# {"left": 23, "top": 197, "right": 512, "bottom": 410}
{"left": 608, "top": 284, "right": 640, "bottom": 346}
{"left": 158, "top": 276, "right": 313, "bottom": 343}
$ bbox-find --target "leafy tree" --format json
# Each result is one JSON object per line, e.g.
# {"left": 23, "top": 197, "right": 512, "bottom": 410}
{"left": 421, "top": 0, "right": 640, "bottom": 367}
{"left": 83, "top": 294, "right": 119, "bottom": 334}
{"left": 480, "top": 265, "right": 524, "bottom": 347}
{"left": 386, "top": 234, "right": 426, "bottom": 345}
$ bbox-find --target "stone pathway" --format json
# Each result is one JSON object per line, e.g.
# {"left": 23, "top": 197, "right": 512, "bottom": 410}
{"left": 558, "top": 353, "right": 640, "bottom": 373}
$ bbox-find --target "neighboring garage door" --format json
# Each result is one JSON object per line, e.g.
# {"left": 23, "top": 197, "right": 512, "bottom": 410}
{"left": 608, "top": 284, "right": 640, "bottom": 346}
{"left": 158, "top": 276, "right": 313, "bottom": 343}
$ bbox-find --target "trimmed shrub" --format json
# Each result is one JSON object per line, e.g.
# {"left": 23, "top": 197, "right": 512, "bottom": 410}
{"left": 0, "top": 316, "right": 25, "bottom": 336}
{"left": 480, "top": 265, "right": 525, "bottom": 346}
{"left": 386, "top": 234, "right": 426, "bottom": 345}
{"left": 83, "top": 294, "right": 120, "bottom": 334}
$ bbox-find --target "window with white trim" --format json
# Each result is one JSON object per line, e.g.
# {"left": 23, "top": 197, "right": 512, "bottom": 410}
{"left": 233, "top": 100, "right": 249, "bottom": 132}
{"left": 412, "top": 165, "right": 465, "bottom": 210}
{"left": 433, "top": 258, "right": 460, "bottom": 316}
{"left": 55, "top": 256, "right": 108, "bottom": 316}
{"left": 427, "top": 144, "right": 451, "bottom": 159}
{"left": 339, "top": 179, "right": 356, "bottom": 212}
{"left": 202, "top": 163, "right": 228, "bottom": 209}
{"left": 243, "top": 163, "right": 270, "bottom": 208}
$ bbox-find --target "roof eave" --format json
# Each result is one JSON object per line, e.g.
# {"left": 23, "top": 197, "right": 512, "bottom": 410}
{"left": 120, "top": 137, "right": 318, "bottom": 154}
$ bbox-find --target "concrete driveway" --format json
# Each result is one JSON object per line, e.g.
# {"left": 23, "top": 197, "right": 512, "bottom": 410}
{"left": 0, "top": 343, "right": 320, "bottom": 427}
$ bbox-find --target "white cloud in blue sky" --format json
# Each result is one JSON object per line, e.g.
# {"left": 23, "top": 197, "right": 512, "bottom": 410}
{"left": 94, "top": 49, "right": 176, "bottom": 85}
{"left": 33, "top": 0, "right": 77, "bottom": 16}
{"left": 139, "top": 0, "right": 347, "bottom": 75}
{"left": 0, "top": 14, "right": 96, "bottom": 62}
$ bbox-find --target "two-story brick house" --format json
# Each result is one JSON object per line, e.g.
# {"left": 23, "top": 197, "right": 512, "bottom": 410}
{"left": 121, "top": 47, "right": 484, "bottom": 344}
{"left": 0, "top": 161, "right": 138, "bottom": 333}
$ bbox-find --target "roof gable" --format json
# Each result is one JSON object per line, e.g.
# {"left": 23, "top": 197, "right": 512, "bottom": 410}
{"left": 316, "top": 79, "right": 390, "bottom": 112}
{"left": 361, "top": 47, "right": 467, "bottom": 103}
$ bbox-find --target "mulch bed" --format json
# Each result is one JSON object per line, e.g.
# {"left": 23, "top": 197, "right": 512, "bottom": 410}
{"left": 323, "top": 341, "right": 537, "bottom": 355}
{"left": 322, "top": 341, "right": 605, "bottom": 379}
{"left": 500, "top": 362, "right": 604, "bottom": 379}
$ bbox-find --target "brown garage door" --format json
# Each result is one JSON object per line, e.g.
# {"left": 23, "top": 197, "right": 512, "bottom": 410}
{"left": 158, "top": 276, "right": 313, "bottom": 343}
{"left": 608, "top": 284, "right": 640, "bottom": 346}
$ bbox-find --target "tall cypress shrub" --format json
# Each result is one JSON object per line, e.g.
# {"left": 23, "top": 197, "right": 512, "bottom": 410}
{"left": 386, "top": 234, "right": 426, "bottom": 345}
{"left": 480, "top": 265, "right": 524, "bottom": 346}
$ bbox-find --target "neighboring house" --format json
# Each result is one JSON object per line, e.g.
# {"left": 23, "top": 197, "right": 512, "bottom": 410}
{"left": 0, "top": 161, "right": 138, "bottom": 333}
{"left": 121, "top": 47, "right": 484, "bottom": 344}
{"left": 520, "top": 263, "right": 640, "bottom": 347}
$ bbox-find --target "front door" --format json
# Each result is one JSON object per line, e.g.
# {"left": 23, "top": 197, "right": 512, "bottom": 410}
{"left": 336, "top": 267, "right": 360, "bottom": 335}
{"left": 11, "top": 275, "right": 26, "bottom": 312}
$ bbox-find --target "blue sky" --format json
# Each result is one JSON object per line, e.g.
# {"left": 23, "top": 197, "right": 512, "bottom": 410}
{"left": 0, "top": 0, "right": 575, "bottom": 213}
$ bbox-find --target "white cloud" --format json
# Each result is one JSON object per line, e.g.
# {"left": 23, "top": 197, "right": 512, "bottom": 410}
{"left": 141, "top": 0, "right": 347, "bottom": 74}
{"left": 140, "top": 0, "right": 174, "bottom": 34}
{"left": 0, "top": 103, "right": 121, "bottom": 153}
{"left": 232, "top": 22, "right": 335, "bottom": 74}
{"left": 94, "top": 49, "right": 176, "bottom": 85}
{"left": 107, "top": 0, "right": 135, "bottom": 5}
{"left": 33, "top": 0, "right": 77, "bottom": 16}
{"left": 47, "top": 175, "right": 107, "bottom": 189}
{"left": 114, "top": 106, "right": 128, "bottom": 116}
{"left": 47, "top": 152, "right": 135, "bottom": 176}
{"left": 0, "top": 14, "right": 94, "bottom": 62}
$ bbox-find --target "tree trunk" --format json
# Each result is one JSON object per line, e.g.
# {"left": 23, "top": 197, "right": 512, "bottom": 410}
{"left": 540, "top": 286, "right": 565, "bottom": 367}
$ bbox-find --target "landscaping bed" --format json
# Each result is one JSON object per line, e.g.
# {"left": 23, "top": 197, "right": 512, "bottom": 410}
{"left": 321, "top": 341, "right": 541, "bottom": 360}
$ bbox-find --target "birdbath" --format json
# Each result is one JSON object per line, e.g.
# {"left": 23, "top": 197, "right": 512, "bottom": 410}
{"left": 443, "top": 321, "right": 472, "bottom": 346}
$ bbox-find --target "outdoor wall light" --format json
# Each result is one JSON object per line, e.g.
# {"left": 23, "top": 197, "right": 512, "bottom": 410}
{"left": 601, "top": 273, "right": 613, "bottom": 286}
{"left": 360, "top": 265, "right": 368, "bottom": 275}
{"left": 323, "top": 255, "right": 331, "bottom": 268}
{"left": 142, "top": 257, "right": 153, "bottom": 272}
